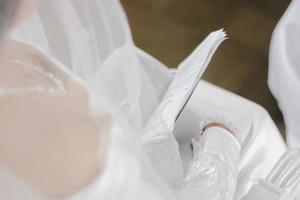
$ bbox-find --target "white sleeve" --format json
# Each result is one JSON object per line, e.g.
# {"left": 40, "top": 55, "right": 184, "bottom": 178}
{"left": 268, "top": 0, "right": 300, "bottom": 148}
{"left": 183, "top": 127, "right": 241, "bottom": 200}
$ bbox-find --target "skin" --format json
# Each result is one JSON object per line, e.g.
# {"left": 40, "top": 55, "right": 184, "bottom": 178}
{"left": 0, "top": 1, "right": 111, "bottom": 198}
{"left": 0, "top": 0, "right": 234, "bottom": 198}
{"left": 0, "top": 40, "right": 109, "bottom": 198}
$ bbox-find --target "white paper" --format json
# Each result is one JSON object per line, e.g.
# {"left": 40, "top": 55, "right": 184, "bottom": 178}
{"left": 142, "top": 29, "right": 227, "bottom": 142}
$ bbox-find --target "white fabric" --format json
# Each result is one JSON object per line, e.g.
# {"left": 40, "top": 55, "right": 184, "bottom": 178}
{"left": 0, "top": 167, "right": 43, "bottom": 200}
{"left": 175, "top": 80, "right": 287, "bottom": 200}
{"left": 4, "top": 0, "right": 241, "bottom": 199}
{"left": 142, "top": 30, "right": 229, "bottom": 190}
{"left": 185, "top": 127, "right": 240, "bottom": 200}
{"left": 266, "top": 150, "right": 300, "bottom": 199}
{"left": 0, "top": 0, "right": 287, "bottom": 199}
{"left": 11, "top": 0, "right": 172, "bottom": 130}
{"left": 269, "top": 0, "right": 300, "bottom": 148}
{"left": 9, "top": 0, "right": 241, "bottom": 198}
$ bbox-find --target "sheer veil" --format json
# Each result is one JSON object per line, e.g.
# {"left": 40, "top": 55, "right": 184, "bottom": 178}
{"left": 10, "top": 0, "right": 173, "bottom": 131}
{"left": 4, "top": 1, "right": 178, "bottom": 199}
{"left": 1, "top": 1, "right": 293, "bottom": 199}
{"left": 7, "top": 2, "right": 228, "bottom": 197}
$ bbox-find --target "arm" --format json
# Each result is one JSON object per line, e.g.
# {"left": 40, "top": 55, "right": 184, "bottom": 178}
{"left": 183, "top": 123, "right": 241, "bottom": 200}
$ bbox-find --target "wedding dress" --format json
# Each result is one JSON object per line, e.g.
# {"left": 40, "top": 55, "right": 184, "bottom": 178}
{"left": 0, "top": 39, "right": 239, "bottom": 200}
{"left": 269, "top": 0, "right": 300, "bottom": 149}
{"left": 0, "top": 0, "right": 288, "bottom": 199}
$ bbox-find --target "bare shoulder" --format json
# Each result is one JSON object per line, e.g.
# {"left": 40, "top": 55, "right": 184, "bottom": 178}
{"left": 0, "top": 40, "right": 107, "bottom": 198}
